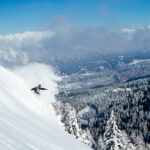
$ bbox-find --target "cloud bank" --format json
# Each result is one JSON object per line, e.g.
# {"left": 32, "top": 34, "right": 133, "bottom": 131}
{"left": 1, "top": 17, "right": 150, "bottom": 66}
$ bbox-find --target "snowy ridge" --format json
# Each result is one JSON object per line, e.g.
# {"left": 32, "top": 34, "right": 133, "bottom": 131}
{"left": 129, "top": 59, "right": 150, "bottom": 65}
{"left": 0, "top": 63, "right": 92, "bottom": 150}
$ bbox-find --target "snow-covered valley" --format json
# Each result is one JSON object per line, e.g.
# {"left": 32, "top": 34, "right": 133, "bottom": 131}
{"left": 0, "top": 63, "right": 92, "bottom": 150}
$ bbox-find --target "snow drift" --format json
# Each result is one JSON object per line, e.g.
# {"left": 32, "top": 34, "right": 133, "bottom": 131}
{"left": 0, "top": 63, "right": 91, "bottom": 150}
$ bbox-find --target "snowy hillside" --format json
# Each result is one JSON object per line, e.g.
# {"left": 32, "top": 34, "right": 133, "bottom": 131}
{"left": 0, "top": 63, "right": 92, "bottom": 150}
{"left": 56, "top": 77, "right": 150, "bottom": 150}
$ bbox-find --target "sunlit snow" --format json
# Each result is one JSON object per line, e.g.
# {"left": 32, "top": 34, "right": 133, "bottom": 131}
{"left": 0, "top": 63, "right": 92, "bottom": 150}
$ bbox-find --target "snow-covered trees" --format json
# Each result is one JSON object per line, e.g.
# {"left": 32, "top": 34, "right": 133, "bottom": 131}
{"left": 55, "top": 78, "right": 150, "bottom": 150}
{"left": 102, "top": 110, "right": 135, "bottom": 150}
{"left": 53, "top": 102, "right": 95, "bottom": 147}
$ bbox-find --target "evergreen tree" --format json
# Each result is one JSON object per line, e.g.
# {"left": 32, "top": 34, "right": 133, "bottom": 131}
{"left": 102, "top": 110, "right": 135, "bottom": 150}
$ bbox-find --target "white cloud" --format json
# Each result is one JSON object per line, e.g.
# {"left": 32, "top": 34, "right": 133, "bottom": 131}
{"left": 0, "top": 19, "right": 150, "bottom": 67}
{"left": 9, "top": 48, "right": 18, "bottom": 59}
{"left": 0, "top": 48, "right": 28, "bottom": 65}
{"left": 0, "top": 31, "right": 55, "bottom": 42}
{"left": 0, "top": 31, "right": 55, "bottom": 66}
{"left": 121, "top": 28, "right": 136, "bottom": 34}
{"left": 121, "top": 28, "right": 136, "bottom": 40}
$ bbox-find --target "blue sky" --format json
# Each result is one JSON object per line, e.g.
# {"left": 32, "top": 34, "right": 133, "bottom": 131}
{"left": 0, "top": 0, "right": 150, "bottom": 34}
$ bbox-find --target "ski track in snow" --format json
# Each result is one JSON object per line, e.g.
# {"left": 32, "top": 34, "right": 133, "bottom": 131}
{"left": 0, "top": 63, "right": 92, "bottom": 150}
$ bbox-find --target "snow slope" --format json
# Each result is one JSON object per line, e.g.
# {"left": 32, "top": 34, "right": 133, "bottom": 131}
{"left": 129, "top": 59, "right": 150, "bottom": 65}
{"left": 0, "top": 63, "right": 92, "bottom": 150}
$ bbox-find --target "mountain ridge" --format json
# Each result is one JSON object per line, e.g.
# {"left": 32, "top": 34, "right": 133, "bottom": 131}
{"left": 0, "top": 64, "right": 92, "bottom": 150}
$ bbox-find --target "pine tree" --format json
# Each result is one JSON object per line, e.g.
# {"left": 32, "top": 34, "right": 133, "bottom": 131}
{"left": 102, "top": 110, "right": 135, "bottom": 150}
{"left": 64, "top": 103, "right": 95, "bottom": 147}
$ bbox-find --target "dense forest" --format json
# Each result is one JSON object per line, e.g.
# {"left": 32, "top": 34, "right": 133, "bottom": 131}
{"left": 54, "top": 78, "right": 150, "bottom": 150}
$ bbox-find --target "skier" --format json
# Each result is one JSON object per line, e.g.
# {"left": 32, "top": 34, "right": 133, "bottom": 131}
{"left": 31, "top": 84, "right": 48, "bottom": 95}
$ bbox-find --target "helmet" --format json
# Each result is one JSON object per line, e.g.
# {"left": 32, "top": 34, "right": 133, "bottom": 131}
{"left": 38, "top": 84, "right": 41, "bottom": 88}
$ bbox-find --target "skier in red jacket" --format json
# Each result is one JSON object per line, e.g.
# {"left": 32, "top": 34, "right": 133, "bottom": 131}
{"left": 31, "top": 84, "right": 47, "bottom": 95}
